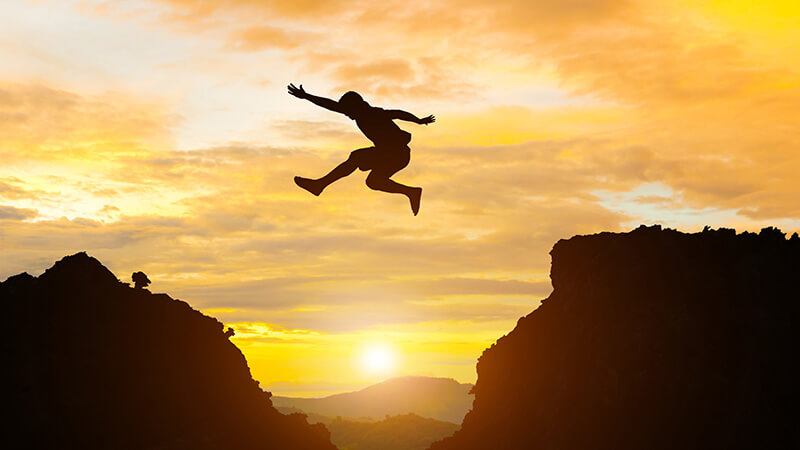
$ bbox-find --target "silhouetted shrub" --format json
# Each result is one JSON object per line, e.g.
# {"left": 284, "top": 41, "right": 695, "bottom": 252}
{"left": 131, "top": 271, "right": 150, "bottom": 289}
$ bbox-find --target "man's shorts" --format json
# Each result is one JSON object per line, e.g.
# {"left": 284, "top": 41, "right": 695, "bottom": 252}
{"left": 351, "top": 145, "right": 411, "bottom": 176}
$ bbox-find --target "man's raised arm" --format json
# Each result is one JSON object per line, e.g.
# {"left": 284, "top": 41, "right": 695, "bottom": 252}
{"left": 288, "top": 84, "right": 344, "bottom": 114}
{"left": 389, "top": 110, "right": 436, "bottom": 125}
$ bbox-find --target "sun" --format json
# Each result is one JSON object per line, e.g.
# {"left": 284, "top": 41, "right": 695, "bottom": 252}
{"left": 360, "top": 345, "right": 397, "bottom": 374}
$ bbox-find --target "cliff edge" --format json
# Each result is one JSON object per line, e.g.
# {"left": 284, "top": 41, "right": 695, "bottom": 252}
{"left": 0, "top": 252, "right": 335, "bottom": 450}
{"left": 430, "top": 226, "right": 799, "bottom": 449}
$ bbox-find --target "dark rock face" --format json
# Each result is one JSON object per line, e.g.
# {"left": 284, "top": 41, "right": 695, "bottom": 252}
{"left": 0, "top": 252, "right": 335, "bottom": 450}
{"left": 430, "top": 226, "right": 799, "bottom": 450}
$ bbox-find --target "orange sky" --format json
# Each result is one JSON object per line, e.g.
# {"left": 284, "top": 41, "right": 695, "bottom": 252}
{"left": 2, "top": 0, "right": 799, "bottom": 396}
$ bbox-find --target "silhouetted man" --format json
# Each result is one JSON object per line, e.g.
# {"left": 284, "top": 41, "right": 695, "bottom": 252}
{"left": 288, "top": 83, "right": 434, "bottom": 215}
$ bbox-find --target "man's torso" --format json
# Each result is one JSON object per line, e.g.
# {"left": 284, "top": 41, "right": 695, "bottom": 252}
{"left": 354, "top": 107, "right": 411, "bottom": 147}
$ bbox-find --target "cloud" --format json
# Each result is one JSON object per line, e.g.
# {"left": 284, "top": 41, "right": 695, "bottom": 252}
{"left": 229, "top": 25, "right": 317, "bottom": 51}
{"left": 0, "top": 80, "right": 172, "bottom": 162}
{"left": 112, "top": 0, "right": 800, "bottom": 193}
{"left": 0, "top": 205, "right": 37, "bottom": 221}
{"left": 330, "top": 57, "right": 478, "bottom": 101}
{"left": 333, "top": 59, "right": 414, "bottom": 83}
{"left": 270, "top": 119, "right": 362, "bottom": 143}
{"left": 116, "top": 0, "right": 798, "bottom": 108}
{"left": 0, "top": 179, "right": 33, "bottom": 200}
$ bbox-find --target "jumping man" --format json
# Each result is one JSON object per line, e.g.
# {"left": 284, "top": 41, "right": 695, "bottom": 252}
{"left": 288, "top": 83, "right": 435, "bottom": 215}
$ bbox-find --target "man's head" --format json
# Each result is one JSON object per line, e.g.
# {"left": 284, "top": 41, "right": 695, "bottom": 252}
{"left": 339, "top": 91, "right": 369, "bottom": 118}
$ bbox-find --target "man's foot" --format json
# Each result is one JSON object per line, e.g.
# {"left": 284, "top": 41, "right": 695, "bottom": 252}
{"left": 294, "top": 176, "right": 323, "bottom": 196}
{"left": 409, "top": 187, "right": 422, "bottom": 216}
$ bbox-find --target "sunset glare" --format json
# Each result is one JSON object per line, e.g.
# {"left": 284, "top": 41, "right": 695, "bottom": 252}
{"left": 361, "top": 345, "right": 397, "bottom": 375}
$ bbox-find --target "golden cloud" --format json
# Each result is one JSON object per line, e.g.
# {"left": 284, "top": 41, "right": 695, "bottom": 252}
{"left": 0, "top": 81, "right": 173, "bottom": 162}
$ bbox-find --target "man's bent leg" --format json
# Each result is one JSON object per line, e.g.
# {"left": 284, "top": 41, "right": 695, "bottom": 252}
{"left": 295, "top": 148, "right": 369, "bottom": 196}
{"left": 365, "top": 172, "right": 422, "bottom": 215}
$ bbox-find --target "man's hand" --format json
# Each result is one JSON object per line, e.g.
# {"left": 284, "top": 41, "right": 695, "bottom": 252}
{"left": 419, "top": 115, "right": 436, "bottom": 125}
{"left": 288, "top": 83, "right": 307, "bottom": 99}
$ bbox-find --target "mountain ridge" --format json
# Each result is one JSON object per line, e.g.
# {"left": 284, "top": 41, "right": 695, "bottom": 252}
{"left": 0, "top": 252, "right": 335, "bottom": 450}
{"left": 430, "top": 225, "right": 799, "bottom": 449}
{"left": 273, "top": 376, "right": 474, "bottom": 423}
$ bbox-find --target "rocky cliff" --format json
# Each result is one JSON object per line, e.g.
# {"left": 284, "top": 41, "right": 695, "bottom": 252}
{"left": 430, "top": 226, "right": 799, "bottom": 449}
{"left": 0, "top": 252, "right": 335, "bottom": 450}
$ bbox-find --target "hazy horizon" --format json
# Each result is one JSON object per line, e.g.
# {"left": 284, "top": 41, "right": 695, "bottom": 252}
{"left": 268, "top": 374, "right": 473, "bottom": 399}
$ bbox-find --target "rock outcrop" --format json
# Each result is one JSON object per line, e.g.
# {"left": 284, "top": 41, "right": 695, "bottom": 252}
{"left": 430, "top": 226, "right": 799, "bottom": 450}
{"left": 0, "top": 252, "right": 336, "bottom": 450}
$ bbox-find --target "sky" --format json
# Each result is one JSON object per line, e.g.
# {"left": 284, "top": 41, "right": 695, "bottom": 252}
{"left": 1, "top": 0, "right": 799, "bottom": 397}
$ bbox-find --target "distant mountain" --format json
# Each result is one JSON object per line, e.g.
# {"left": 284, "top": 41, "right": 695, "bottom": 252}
{"left": 275, "top": 406, "right": 337, "bottom": 425}
{"left": 327, "top": 413, "right": 458, "bottom": 450}
{"left": 273, "top": 376, "right": 474, "bottom": 423}
{"left": 274, "top": 408, "right": 458, "bottom": 450}
{"left": 430, "top": 226, "right": 800, "bottom": 450}
{"left": 0, "top": 252, "right": 335, "bottom": 450}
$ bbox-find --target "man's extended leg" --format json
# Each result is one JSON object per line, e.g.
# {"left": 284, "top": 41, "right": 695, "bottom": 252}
{"left": 295, "top": 148, "right": 369, "bottom": 196}
{"left": 365, "top": 172, "right": 422, "bottom": 215}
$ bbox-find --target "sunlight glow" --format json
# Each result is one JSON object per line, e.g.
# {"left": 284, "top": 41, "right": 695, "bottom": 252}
{"left": 360, "top": 345, "right": 397, "bottom": 375}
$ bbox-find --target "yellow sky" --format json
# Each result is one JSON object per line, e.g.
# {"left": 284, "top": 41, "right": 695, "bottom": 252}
{"left": 2, "top": 0, "right": 799, "bottom": 396}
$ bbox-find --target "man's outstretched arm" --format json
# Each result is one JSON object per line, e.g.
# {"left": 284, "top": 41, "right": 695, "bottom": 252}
{"left": 389, "top": 110, "right": 436, "bottom": 125}
{"left": 288, "top": 84, "right": 345, "bottom": 114}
